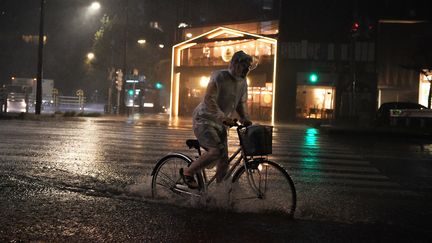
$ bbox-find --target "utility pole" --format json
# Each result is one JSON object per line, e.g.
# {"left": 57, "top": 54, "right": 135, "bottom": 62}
{"left": 350, "top": 38, "right": 357, "bottom": 117}
{"left": 119, "top": 0, "right": 129, "bottom": 115}
{"left": 36, "top": 0, "right": 45, "bottom": 114}
{"left": 350, "top": 19, "right": 360, "bottom": 118}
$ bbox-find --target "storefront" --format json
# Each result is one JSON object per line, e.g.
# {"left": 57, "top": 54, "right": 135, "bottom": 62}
{"left": 295, "top": 72, "right": 336, "bottom": 119}
{"left": 418, "top": 71, "right": 432, "bottom": 107}
{"left": 170, "top": 26, "right": 277, "bottom": 122}
{"left": 377, "top": 71, "right": 431, "bottom": 109}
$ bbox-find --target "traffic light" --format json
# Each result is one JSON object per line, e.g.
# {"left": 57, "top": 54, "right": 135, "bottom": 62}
{"left": 115, "top": 69, "right": 123, "bottom": 91}
{"left": 155, "top": 82, "right": 163, "bottom": 90}
{"left": 351, "top": 21, "right": 361, "bottom": 38}
{"left": 308, "top": 73, "right": 319, "bottom": 83}
{"left": 351, "top": 21, "right": 360, "bottom": 32}
{"left": 127, "top": 89, "right": 134, "bottom": 96}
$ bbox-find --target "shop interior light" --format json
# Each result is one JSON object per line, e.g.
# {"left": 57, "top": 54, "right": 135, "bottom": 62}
{"left": 178, "top": 22, "right": 189, "bottom": 28}
{"left": 143, "top": 103, "right": 154, "bottom": 107}
{"left": 257, "top": 38, "right": 276, "bottom": 44}
{"left": 200, "top": 76, "right": 209, "bottom": 87}
{"left": 177, "top": 42, "right": 197, "bottom": 51}
{"left": 207, "top": 29, "right": 244, "bottom": 39}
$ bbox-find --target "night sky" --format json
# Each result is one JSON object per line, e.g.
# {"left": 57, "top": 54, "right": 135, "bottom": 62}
{"left": 1, "top": 0, "right": 108, "bottom": 94}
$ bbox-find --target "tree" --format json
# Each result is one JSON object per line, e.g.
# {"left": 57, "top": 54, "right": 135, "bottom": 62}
{"left": 90, "top": 1, "right": 175, "bottom": 112}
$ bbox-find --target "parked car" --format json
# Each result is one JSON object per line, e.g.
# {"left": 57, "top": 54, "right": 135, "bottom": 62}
{"left": 375, "top": 102, "right": 428, "bottom": 126}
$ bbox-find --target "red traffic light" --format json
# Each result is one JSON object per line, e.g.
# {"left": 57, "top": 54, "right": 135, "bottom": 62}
{"left": 351, "top": 22, "right": 360, "bottom": 32}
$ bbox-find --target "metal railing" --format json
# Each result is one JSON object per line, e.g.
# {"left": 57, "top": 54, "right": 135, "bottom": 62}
{"left": 55, "top": 96, "right": 86, "bottom": 111}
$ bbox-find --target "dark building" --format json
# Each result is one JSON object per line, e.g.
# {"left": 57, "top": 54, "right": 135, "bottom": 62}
{"left": 377, "top": 20, "right": 432, "bottom": 107}
{"left": 276, "top": 1, "right": 377, "bottom": 123}
{"left": 276, "top": 0, "right": 432, "bottom": 123}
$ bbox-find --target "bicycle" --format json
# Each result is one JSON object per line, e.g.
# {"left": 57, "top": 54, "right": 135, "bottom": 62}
{"left": 151, "top": 122, "right": 297, "bottom": 216}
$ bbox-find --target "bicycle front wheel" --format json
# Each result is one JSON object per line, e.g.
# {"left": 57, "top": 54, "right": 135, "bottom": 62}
{"left": 231, "top": 160, "right": 296, "bottom": 216}
{"left": 151, "top": 153, "right": 201, "bottom": 201}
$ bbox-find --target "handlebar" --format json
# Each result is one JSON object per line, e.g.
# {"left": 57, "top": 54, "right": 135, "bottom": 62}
{"left": 223, "top": 119, "right": 246, "bottom": 129}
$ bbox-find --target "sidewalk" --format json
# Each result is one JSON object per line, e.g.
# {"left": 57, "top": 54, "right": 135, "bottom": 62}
{"left": 0, "top": 111, "right": 100, "bottom": 120}
{"left": 0, "top": 112, "right": 178, "bottom": 125}
{"left": 318, "top": 121, "right": 432, "bottom": 140}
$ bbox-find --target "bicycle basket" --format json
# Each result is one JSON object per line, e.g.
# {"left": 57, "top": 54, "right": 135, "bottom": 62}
{"left": 238, "top": 125, "right": 273, "bottom": 156}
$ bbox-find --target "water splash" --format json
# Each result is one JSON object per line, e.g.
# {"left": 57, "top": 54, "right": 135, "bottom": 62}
{"left": 125, "top": 175, "right": 153, "bottom": 198}
{"left": 190, "top": 181, "right": 233, "bottom": 210}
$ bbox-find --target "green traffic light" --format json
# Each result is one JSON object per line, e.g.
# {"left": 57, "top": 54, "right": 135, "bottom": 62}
{"left": 128, "top": 89, "right": 134, "bottom": 96}
{"left": 309, "top": 73, "right": 318, "bottom": 83}
{"left": 155, "top": 82, "right": 163, "bottom": 90}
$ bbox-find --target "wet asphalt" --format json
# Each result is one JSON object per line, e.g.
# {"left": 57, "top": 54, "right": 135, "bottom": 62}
{"left": 0, "top": 115, "right": 431, "bottom": 242}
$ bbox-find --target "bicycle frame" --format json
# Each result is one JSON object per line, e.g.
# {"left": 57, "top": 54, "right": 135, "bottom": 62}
{"left": 196, "top": 125, "right": 258, "bottom": 192}
{"left": 200, "top": 147, "right": 243, "bottom": 190}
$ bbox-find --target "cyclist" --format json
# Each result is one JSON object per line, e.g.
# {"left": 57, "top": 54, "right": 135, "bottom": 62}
{"left": 180, "top": 51, "right": 253, "bottom": 189}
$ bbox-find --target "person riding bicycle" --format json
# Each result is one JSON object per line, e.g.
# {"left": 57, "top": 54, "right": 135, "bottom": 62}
{"left": 180, "top": 51, "right": 254, "bottom": 189}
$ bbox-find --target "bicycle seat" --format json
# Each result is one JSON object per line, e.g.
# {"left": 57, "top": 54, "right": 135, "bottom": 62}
{"left": 186, "top": 139, "right": 208, "bottom": 151}
{"left": 186, "top": 139, "right": 200, "bottom": 150}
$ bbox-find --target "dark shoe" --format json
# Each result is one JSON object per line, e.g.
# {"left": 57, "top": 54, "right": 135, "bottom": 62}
{"left": 179, "top": 168, "right": 199, "bottom": 189}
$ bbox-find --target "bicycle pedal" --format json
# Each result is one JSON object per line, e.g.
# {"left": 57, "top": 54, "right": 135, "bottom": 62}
{"left": 174, "top": 183, "right": 190, "bottom": 190}
{"left": 174, "top": 183, "right": 202, "bottom": 197}
{"left": 175, "top": 183, "right": 201, "bottom": 191}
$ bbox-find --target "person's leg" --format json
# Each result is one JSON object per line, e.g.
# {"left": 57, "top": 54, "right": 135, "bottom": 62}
{"left": 215, "top": 129, "right": 229, "bottom": 183}
{"left": 184, "top": 147, "right": 220, "bottom": 176}
{"left": 215, "top": 156, "right": 229, "bottom": 183}
{"left": 182, "top": 125, "right": 223, "bottom": 187}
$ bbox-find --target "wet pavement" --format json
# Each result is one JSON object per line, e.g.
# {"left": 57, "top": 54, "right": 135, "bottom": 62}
{"left": 0, "top": 115, "right": 432, "bottom": 242}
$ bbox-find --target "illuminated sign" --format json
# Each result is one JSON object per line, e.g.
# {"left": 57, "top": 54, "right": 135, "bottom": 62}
{"left": 221, "top": 46, "right": 234, "bottom": 62}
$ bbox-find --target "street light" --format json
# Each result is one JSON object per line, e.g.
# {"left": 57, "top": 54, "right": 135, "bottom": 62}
{"left": 89, "top": 2, "right": 101, "bottom": 11}
{"left": 87, "top": 52, "right": 95, "bottom": 61}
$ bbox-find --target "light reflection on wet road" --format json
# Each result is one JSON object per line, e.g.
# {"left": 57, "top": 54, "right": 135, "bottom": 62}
{"left": 0, "top": 116, "right": 431, "bottom": 242}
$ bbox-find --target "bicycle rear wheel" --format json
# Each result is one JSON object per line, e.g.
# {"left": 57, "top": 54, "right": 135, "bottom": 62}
{"left": 151, "top": 153, "right": 202, "bottom": 201}
{"left": 231, "top": 160, "right": 296, "bottom": 216}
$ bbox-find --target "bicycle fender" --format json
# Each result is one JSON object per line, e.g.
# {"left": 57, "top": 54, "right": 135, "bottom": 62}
{"left": 151, "top": 152, "right": 193, "bottom": 176}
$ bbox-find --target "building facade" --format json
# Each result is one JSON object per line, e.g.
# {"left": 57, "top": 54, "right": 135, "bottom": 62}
{"left": 169, "top": 1, "right": 432, "bottom": 123}
{"left": 276, "top": 1, "right": 378, "bottom": 123}
{"left": 170, "top": 18, "right": 378, "bottom": 123}
{"left": 171, "top": 21, "right": 278, "bottom": 122}
{"left": 377, "top": 20, "right": 432, "bottom": 108}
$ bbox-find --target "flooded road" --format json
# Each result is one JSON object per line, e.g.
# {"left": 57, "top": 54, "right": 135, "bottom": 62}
{"left": 0, "top": 115, "right": 431, "bottom": 242}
